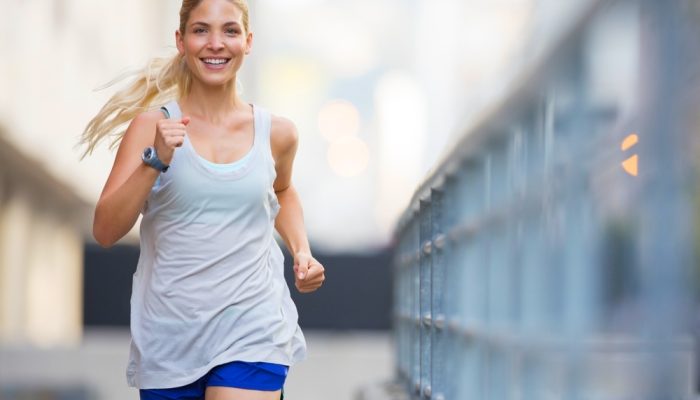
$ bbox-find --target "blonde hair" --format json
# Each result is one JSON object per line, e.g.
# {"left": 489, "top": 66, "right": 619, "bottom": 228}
{"left": 79, "top": 0, "right": 250, "bottom": 158}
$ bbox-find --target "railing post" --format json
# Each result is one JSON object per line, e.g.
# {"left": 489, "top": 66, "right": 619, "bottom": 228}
{"left": 419, "top": 194, "right": 432, "bottom": 399}
{"left": 430, "top": 185, "right": 446, "bottom": 400}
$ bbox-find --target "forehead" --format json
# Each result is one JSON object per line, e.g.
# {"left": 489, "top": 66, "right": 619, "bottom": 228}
{"left": 188, "top": 0, "right": 243, "bottom": 24}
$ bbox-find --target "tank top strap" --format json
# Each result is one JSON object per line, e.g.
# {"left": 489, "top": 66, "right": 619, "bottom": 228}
{"left": 253, "top": 105, "right": 275, "bottom": 167}
{"left": 160, "top": 100, "right": 182, "bottom": 120}
{"left": 253, "top": 104, "right": 271, "bottom": 144}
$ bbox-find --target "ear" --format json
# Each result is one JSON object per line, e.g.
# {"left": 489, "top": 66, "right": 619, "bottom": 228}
{"left": 244, "top": 31, "right": 253, "bottom": 55}
{"left": 175, "top": 30, "right": 185, "bottom": 55}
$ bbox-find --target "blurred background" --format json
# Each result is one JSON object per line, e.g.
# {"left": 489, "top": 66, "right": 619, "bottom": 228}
{"left": 0, "top": 0, "right": 698, "bottom": 399}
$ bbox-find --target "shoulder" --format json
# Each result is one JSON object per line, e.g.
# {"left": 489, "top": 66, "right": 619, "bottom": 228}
{"left": 131, "top": 109, "right": 165, "bottom": 129}
{"left": 269, "top": 114, "right": 299, "bottom": 160}
{"left": 123, "top": 109, "right": 164, "bottom": 139}
{"left": 120, "top": 109, "right": 164, "bottom": 147}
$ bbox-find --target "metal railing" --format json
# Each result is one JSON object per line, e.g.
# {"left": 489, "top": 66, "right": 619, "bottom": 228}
{"left": 392, "top": 0, "right": 699, "bottom": 399}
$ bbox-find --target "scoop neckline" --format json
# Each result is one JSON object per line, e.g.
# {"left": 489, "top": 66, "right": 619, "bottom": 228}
{"left": 169, "top": 100, "right": 260, "bottom": 177}
{"left": 172, "top": 100, "right": 258, "bottom": 171}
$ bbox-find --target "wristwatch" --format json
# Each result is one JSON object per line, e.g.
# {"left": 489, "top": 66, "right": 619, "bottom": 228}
{"left": 141, "top": 146, "right": 169, "bottom": 172}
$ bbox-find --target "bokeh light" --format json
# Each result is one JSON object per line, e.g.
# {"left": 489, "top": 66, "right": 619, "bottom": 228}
{"left": 327, "top": 136, "right": 370, "bottom": 178}
{"left": 317, "top": 99, "right": 361, "bottom": 142}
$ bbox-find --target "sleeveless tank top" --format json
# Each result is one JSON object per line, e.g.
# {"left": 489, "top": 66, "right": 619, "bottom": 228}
{"left": 126, "top": 101, "right": 307, "bottom": 389}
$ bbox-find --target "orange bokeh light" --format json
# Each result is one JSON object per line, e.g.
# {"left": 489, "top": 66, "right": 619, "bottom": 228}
{"left": 621, "top": 133, "right": 639, "bottom": 176}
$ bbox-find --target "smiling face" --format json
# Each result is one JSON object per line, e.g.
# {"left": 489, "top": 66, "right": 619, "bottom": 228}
{"left": 176, "top": 0, "right": 252, "bottom": 89}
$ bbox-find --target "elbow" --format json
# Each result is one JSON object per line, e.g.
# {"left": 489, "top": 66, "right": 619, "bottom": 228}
{"left": 94, "top": 236, "right": 116, "bottom": 249}
{"left": 92, "top": 208, "right": 117, "bottom": 248}
{"left": 93, "top": 224, "right": 116, "bottom": 248}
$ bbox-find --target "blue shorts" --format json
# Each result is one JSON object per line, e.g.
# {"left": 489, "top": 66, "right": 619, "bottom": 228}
{"left": 139, "top": 361, "right": 288, "bottom": 400}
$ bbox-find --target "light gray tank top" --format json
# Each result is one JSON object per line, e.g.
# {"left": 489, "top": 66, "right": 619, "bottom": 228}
{"left": 126, "top": 101, "right": 307, "bottom": 389}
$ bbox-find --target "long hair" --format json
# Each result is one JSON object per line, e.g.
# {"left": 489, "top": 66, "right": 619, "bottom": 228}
{"left": 78, "top": 0, "right": 250, "bottom": 158}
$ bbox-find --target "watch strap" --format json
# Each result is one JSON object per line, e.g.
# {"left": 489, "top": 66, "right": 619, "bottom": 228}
{"left": 143, "top": 146, "right": 169, "bottom": 173}
{"left": 150, "top": 156, "right": 169, "bottom": 173}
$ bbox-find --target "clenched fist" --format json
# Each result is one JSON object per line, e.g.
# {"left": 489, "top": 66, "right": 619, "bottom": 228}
{"left": 154, "top": 116, "right": 190, "bottom": 165}
{"left": 294, "top": 252, "right": 325, "bottom": 294}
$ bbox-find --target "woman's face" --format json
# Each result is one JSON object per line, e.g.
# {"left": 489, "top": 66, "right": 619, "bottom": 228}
{"left": 176, "top": 0, "right": 252, "bottom": 88}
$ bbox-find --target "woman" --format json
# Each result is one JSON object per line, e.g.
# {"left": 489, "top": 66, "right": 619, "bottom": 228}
{"left": 80, "top": 0, "right": 325, "bottom": 399}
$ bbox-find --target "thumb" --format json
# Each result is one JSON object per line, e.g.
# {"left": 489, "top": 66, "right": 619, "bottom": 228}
{"left": 181, "top": 116, "right": 191, "bottom": 126}
{"left": 295, "top": 261, "right": 308, "bottom": 280}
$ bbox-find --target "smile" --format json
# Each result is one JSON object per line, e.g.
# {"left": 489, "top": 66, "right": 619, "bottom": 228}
{"left": 201, "top": 58, "right": 231, "bottom": 65}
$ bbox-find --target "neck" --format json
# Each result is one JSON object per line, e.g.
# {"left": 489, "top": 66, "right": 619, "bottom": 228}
{"left": 180, "top": 79, "right": 248, "bottom": 123}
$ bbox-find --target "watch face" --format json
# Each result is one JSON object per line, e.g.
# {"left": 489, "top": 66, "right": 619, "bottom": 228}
{"left": 144, "top": 147, "right": 153, "bottom": 159}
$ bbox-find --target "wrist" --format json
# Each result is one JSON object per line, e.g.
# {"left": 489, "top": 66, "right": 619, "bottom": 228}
{"left": 142, "top": 146, "right": 170, "bottom": 172}
{"left": 293, "top": 248, "right": 312, "bottom": 259}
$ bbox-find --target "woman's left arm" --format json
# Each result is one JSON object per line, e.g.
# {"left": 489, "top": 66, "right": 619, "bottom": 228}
{"left": 271, "top": 116, "right": 325, "bottom": 294}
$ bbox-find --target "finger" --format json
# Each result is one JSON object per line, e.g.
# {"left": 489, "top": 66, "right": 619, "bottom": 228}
{"left": 304, "top": 277, "right": 325, "bottom": 288}
{"left": 296, "top": 284, "right": 312, "bottom": 293}
{"left": 162, "top": 130, "right": 185, "bottom": 140}
{"left": 295, "top": 270, "right": 326, "bottom": 285}
{"left": 181, "top": 116, "right": 191, "bottom": 126}
{"left": 161, "top": 125, "right": 187, "bottom": 135}
{"left": 311, "top": 273, "right": 325, "bottom": 284}
{"left": 295, "top": 261, "right": 309, "bottom": 280}
{"left": 159, "top": 120, "right": 184, "bottom": 128}
{"left": 304, "top": 268, "right": 323, "bottom": 282}
{"left": 296, "top": 282, "right": 313, "bottom": 293}
{"left": 298, "top": 275, "right": 324, "bottom": 289}
{"left": 167, "top": 138, "right": 184, "bottom": 148}
{"left": 165, "top": 131, "right": 186, "bottom": 140}
{"left": 306, "top": 263, "right": 325, "bottom": 278}
{"left": 298, "top": 285, "right": 320, "bottom": 294}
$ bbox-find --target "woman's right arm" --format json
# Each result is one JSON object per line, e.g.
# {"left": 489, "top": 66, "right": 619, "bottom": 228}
{"left": 93, "top": 110, "right": 188, "bottom": 247}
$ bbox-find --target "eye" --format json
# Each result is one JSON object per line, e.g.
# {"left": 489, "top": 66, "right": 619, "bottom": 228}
{"left": 193, "top": 27, "right": 207, "bottom": 34}
{"left": 226, "top": 28, "right": 240, "bottom": 36}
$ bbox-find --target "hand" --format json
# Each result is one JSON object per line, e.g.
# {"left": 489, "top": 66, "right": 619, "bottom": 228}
{"left": 154, "top": 116, "right": 190, "bottom": 165}
{"left": 294, "top": 252, "right": 325, "bottom": 294}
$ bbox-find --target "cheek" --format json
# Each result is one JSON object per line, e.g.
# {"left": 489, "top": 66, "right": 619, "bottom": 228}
{"left": 185, "top": 43, "right": 199, "bottom": 55}
{"left": 182, "top": 37, "right": 204, "bottom": 54}
{"left": 233, "top": 41, "right": 249, "bottom": 54}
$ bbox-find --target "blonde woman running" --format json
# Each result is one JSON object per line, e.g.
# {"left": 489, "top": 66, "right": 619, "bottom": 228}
{"left": 80, "top": 0, "right": 325, "bottom": 399}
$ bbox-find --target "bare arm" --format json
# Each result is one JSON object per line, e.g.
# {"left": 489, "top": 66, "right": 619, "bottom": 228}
{"left": 271, "top": 116, "right": 325, "bottom": 293}
{"left": 275, "top": 185, "right": 310, "bottom": 254}
{"left": 93, "top": 110, "right": 187, "bottom": 247}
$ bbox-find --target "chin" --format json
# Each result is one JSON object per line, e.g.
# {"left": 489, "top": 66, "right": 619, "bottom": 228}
{"left": 194, "top": 73, "right": 236, "bottom": 88}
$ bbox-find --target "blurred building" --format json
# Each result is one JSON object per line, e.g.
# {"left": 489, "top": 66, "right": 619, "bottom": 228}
{"left": 0, "top": 0, "right": 179, "bottom": 347}
{"left": 0, "top": 133, "right": 88, "bottom": 346}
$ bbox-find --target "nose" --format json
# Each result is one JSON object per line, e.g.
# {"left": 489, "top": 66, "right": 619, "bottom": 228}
{"left": 207, "top": 33, "right": 225, "bottom": 51}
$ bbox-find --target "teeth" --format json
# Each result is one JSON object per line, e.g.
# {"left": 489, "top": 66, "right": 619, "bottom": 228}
{"left": 203, "top": 58, "right": 229, "bottom": 65}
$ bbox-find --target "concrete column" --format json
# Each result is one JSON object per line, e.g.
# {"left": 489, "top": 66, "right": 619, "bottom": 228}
{"left": 24, "top": 209, "right": 83, "bottom": 347}
{"left": 0, "top": 189, "right": 34, "bottom": 344}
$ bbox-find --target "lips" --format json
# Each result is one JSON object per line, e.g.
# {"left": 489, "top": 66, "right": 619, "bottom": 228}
{"left": 201, "top": 58, "right": 231, "bottom": 65}
{"left": 199, "top": 58, "right": 232, "bottom": 71}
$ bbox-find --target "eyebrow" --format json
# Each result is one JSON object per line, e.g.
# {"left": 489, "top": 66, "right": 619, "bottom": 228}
{"left": 190, "top": 21, "right": 241, "bottom": 28}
